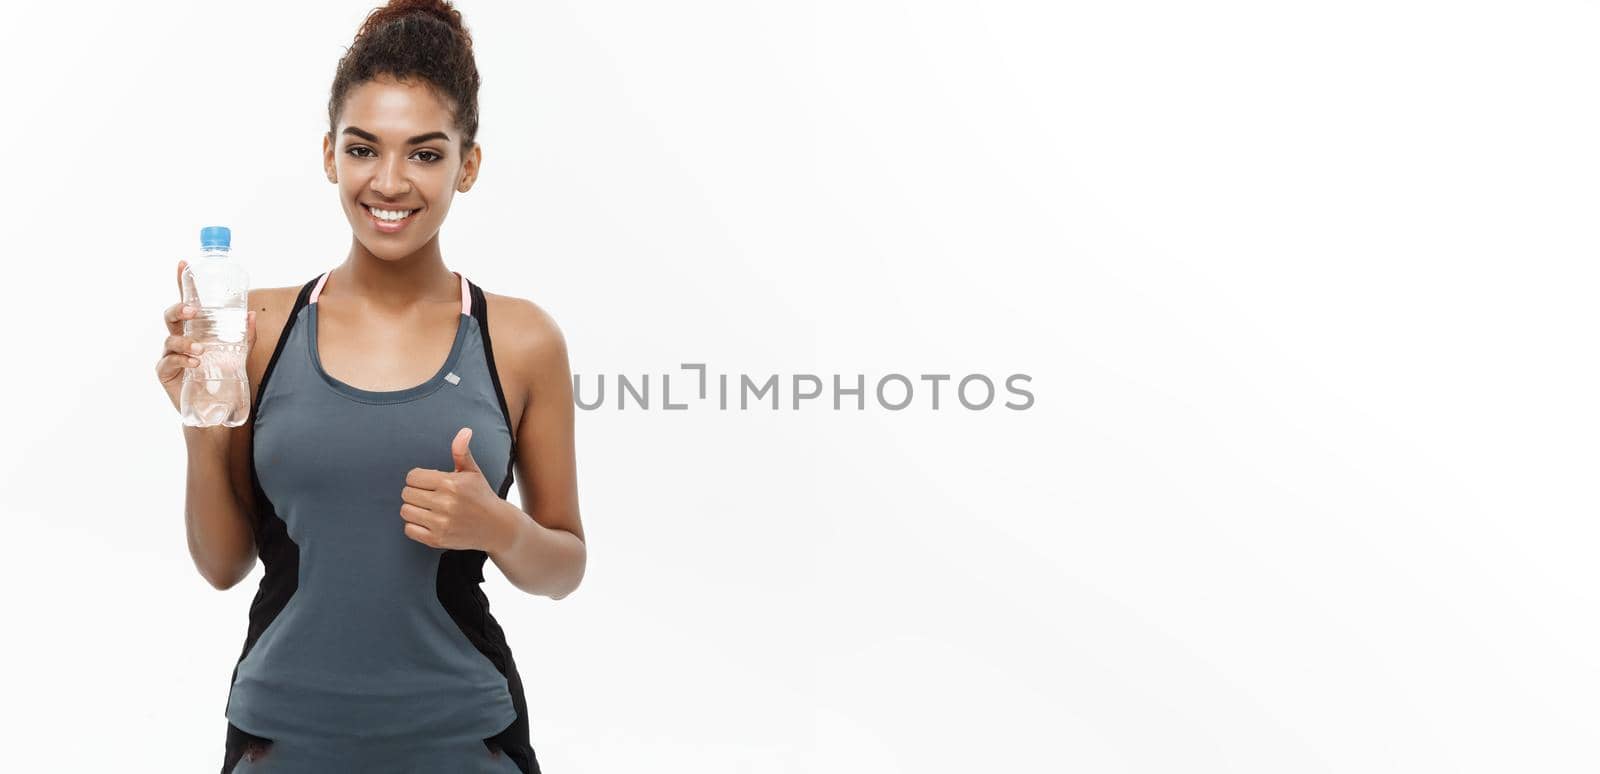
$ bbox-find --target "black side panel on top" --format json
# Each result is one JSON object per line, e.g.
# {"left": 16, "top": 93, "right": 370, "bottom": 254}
{"left": 468, "top": 279, "right": 518, "bottom": 498}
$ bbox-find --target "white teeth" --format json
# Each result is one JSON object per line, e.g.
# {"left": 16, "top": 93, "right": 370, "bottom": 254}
{"left": 366, "top": 206, "right": 416, "bottom": 222}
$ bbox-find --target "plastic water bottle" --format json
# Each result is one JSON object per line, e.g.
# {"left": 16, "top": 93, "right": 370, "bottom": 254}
{"left": 180, "top": 226, "right": 251, "bottom": 427}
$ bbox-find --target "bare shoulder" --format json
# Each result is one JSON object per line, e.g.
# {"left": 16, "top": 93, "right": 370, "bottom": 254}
{"left": 249, "top": 284, "right": 302, "bottom": 316}
{"left": 248, "top": 284, "right": 305, "bottom": 338}
{"left": 483, "top": 290, "right": 569, "bottom": 366}
{"left": 482, "top": 291, "right": 571, "bottom": 417}
{"left": 246, "top": 284, "right": 308, "bottom": 381}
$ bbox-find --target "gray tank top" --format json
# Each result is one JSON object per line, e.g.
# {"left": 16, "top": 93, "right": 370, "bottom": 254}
{"left": 223, "top": 268, "right": 538, "bottom": 769}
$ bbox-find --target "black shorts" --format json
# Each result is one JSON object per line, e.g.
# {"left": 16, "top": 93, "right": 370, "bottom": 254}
{"left": 221, "top": 721, "right": 530, "bottom": 773}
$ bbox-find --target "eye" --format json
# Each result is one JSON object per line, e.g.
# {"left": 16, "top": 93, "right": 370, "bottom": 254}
{"left": 346, "top": 146, "right": 376, "bottom": 158}
{"left": 414, "top": 150, "right": 442, "bottom": 163}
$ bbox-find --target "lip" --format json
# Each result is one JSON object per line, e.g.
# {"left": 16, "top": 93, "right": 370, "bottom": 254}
{"left": 362, "top": 203, "right": 422, "bottom": 233}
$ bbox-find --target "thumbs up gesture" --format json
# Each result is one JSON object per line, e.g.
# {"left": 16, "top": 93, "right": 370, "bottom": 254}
{"left": 400, "top": 427, "right": 510, "bottom": 551}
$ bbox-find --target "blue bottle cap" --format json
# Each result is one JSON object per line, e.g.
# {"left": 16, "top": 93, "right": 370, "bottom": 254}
{"left": 200, "top": 226, "right": 231, "bottom": 249}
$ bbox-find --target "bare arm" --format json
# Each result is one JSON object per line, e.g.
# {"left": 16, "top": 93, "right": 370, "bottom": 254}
{"left": 485, "top": 299, "right": 586, "bottom": 599}
{"left": 161, "top": 277, "right": 291, "bottom": 590}
{"left": 182, "top": 424, "right": 257, "bottom": 590}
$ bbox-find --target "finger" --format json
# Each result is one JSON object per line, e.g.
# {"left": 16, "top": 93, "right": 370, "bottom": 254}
{"left": 176, "top": 259, "right": 188, "bottom": 299}
{"left": 452, "top": 427, "right": 480, "bottom": 473}
{"left": 405, "top": 467, "right": 447, "bottom": 490}
{"left": 246, "top": 310, "right": 257, "bottom": 347}
{"left": 164, "top": 301, "right": 196, "bottom": 336}
{"left": 399, "top": 502, "right": 437, "bottom": 527}
{"left": 402, "top": 520, "right": 440, "bottom": 548}
{"left": 155, "top": 352, "right": 202, "bottom": 384}
{"left": 164, "top": 333, "right": 204, "bottom": 359}
{"left": 399, "top": 485, "right": 445, "bottom": 510}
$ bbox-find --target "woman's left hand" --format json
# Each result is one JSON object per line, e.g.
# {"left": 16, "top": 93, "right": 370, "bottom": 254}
{"left": 400, "top": 427, "right": 514, "bottom": 552}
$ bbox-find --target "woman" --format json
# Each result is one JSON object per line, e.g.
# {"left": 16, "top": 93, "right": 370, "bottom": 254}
{"left": 154, "top": 2, "right": 585, "bottom": 771}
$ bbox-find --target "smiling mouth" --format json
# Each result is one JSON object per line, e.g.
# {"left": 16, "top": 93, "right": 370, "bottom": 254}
{"left": 364, "top": 203, "right": 419, "bottom": 219}
{"left": 362, "top": 203, "right": 422, "bottom": 229}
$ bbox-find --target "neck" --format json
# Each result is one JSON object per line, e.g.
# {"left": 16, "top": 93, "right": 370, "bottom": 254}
{"left": 334, "top": 234, "right": 458, "bottom": 309}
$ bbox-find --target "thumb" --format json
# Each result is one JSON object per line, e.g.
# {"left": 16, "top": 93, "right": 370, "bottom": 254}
{"left": 452, "top": 427, "right": 480, "bottom": 473}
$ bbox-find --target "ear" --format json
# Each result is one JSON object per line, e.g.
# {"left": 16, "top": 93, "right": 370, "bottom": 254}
{"left": 457, "top": 142, "right": 482, "bottom": 193}
{"left": 323, "top": 132, "right": 337, "bottom": 183}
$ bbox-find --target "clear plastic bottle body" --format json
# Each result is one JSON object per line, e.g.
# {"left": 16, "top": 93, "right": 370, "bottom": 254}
{"left": 180, "top": 246, "right": 251, "bottom": 427}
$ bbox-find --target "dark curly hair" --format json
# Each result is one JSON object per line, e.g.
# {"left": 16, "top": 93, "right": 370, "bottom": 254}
{"left": 328, "top": 0, "right": 481, "bottom": 152}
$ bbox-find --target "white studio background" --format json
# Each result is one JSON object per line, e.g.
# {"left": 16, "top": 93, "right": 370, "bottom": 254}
{"left": 1, "top": 1, "right": 1597, "bottom": 772}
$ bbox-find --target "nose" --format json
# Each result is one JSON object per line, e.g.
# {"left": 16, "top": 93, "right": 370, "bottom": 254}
{"left": 370, "top": 153, "right": 411, "bottom": 198}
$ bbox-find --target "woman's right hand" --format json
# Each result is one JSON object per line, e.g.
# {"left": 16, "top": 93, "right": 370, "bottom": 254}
{"left": 157, "top": 259, "right": 256, "bottom": 416}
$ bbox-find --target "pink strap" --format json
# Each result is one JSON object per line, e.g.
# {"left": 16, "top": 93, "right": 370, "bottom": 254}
{"left": 308, "top": 270, "right": 331, "bottom": 304}
{"left": 309, "top": 268, "right": 472, "bottom": 315}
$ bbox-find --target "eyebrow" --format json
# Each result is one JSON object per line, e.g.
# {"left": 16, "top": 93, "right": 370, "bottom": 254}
{"left": 342, "top": 126, "right": 451, "bottom": 145}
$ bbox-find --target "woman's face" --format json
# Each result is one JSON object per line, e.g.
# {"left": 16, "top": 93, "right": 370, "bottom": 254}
{"left": 322, "top": 74, "right": 481, "bottom": 261}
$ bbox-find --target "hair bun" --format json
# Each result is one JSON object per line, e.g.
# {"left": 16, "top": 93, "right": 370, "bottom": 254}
{"left": 358, "top": 0, "right": 472, "bottom": 50}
